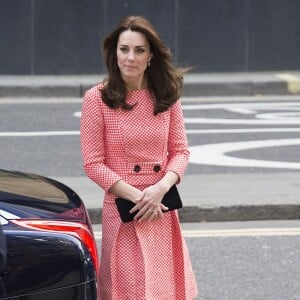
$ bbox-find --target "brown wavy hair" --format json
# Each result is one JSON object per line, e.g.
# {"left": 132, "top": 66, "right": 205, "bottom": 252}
{"left": 101, "top": 15, "right": 183, "bottom": 115}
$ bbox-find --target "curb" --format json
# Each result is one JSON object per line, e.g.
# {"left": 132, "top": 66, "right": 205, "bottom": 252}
{"left": 0, "top": 82, "right": 295, "bottom": 98}
{"left": 87, "top": 205, "right": 300, "bottom": 224}
{"left": 182, "top": 81, "right": 291, "bottom": 97}
{"left": 1, "top": 73, "right": 300, "bottom": 97}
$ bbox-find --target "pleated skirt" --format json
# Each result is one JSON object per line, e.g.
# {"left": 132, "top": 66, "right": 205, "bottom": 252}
{"left": 98, "top": 194, "right": 198, "bottom": 300}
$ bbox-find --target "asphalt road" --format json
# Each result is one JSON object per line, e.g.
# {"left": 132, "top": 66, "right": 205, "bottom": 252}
{"left": 93, "top": 220, "right": 300, "bottom": 300}
{"left": 1, "top": 96, "right": 300, "bottom": 298}
{"left": 1, "top": 95, "right": 300, "bottom": 177}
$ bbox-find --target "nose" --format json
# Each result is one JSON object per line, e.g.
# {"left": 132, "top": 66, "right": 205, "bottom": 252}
{"left": 127, "top": 50, "right": 135, "bottom": 61}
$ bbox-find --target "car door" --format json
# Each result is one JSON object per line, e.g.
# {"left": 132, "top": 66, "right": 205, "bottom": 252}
{"left": 0, "top": 223, "right": 7, "bottom": 298}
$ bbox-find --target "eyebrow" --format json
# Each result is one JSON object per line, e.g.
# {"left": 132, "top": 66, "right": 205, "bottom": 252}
{"left": 119, "top": 45, "right": 147, "bottom": 48}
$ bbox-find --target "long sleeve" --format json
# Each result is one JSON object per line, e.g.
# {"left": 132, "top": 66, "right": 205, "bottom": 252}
{"left": 165, "top": 99, "right": 190, "bottom": 181}
{"left": 80, "top": 89, "right": 122, "bottom": 192}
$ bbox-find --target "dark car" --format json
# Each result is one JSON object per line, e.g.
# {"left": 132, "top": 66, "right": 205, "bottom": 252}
{"left": 0, "top": 169, "right": 98, "bottom": 300}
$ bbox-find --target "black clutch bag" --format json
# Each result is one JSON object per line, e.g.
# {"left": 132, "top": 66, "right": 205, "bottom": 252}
{"left": 115, "top": 185, "right": 182, "bottom": 223}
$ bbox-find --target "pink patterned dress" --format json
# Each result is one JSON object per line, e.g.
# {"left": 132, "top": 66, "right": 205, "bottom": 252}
{"left": 80, "top": 84, "right": 198, "bottom": 300}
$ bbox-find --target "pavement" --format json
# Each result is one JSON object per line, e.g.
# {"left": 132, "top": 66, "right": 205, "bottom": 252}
{"left": 53, "top": 173, "right": 300, "bottom": 224}
{"left": 1, "top": 71, "right": 300, "bottom": 98}
{"left": 1, "top": 71, "right": 300, "bottom": 223}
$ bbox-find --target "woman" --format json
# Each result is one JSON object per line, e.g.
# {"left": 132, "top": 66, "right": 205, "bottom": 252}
{"left": 81, "top": 15, "right": 198, "bottom": 300}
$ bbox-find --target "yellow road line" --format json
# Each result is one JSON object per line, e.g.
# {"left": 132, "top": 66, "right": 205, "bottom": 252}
{"left": 94, "top": 227, "right": 300, "bottom": 239}
{"left": 181, "top": 228, "right": 300, "bottom": 237}
{"left": 277, "top": 73, "right": 300, "bottom": 93}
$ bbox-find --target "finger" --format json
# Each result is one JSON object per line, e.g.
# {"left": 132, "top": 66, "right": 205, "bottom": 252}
{"left": 134, "top": 204, "right": 151, "bottom": 220}
{"left": 140, "top": 204, "right": 165, "bottom": 222}
{"left": 148, "top": 211, "right": 158, "bottom": 222}
{"left": 129, "top": 193, "right": 146, "bottom": 213}
{"left": 137, "top": 209, "right": 153, "bottom": 222}
{"left": 150, "top": 209, "right": 164, "bottom": 222}
{"left": 129, "top": 202, "right": 141, "bottom": 214}
{"left": 130, "top": 197, "right": 147, "bottom": 213}
{"left": 156, "top": 209, "right": 163, "bottom": 218}
{"left": 160, "top": 203, "right": 169, "bottom": 212}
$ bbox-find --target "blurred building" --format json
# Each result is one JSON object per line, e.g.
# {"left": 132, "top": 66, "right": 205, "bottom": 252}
{"left": 1, "top": 0, "right": 300, "bottom": 74}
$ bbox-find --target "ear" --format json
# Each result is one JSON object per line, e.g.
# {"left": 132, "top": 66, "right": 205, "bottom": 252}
{"left": 147, "top": 53, "right": 153, "bottom": 67}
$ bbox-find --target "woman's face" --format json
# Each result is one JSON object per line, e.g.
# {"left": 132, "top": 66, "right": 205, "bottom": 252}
{"left": 116, "top": 30, "right": 153, "bottom": 85}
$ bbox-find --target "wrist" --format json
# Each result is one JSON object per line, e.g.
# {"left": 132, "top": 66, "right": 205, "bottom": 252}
{"left": 156, "top": 171, "right": 179, "bottom": 194}
{"left": 155, "top": 181, "right": 171, "bottom": 195}
{"left": 110, "top": 180, "right": 142, "bottom": 202}
{"left": 131, "top": 189, "right": 143, "bottom": 202}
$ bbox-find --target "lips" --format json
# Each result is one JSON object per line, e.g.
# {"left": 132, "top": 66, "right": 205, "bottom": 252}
{"left": 124, "top": 65, "right": 137, "bottom": 69}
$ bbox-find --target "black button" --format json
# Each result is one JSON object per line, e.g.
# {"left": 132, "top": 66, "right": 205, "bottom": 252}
{"left": 134, "top": 165, "right": 141, "bottom": 173}
{"left": 153, "top": 165, "right": 161, "bottom": 173}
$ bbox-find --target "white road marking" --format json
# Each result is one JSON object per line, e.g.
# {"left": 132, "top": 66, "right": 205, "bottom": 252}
{"left": 1, "top": 95, "right": 299, "bottom": 104}
{"left": 0, "top": 131, "right": 80, "bottom": 137}
{"left": 186, "top": 128, "right": 300, "bottom": 134}
{"left": 73, "top": 111, "right": 81, "bottom": 118}
{"left": 189, "top": 139, "right": 300, "bottom": 169}
{"left": 75, "top": 101, "right": 300, "bottom": 121}
{"left": 225, "top": 107, "right": 256, "bottom": 114}
{"left": 256, "top": 112, "right": 300, "bottom": 120}
{"left": 183, "top": 102, "right": 300, "bottom": 124}
{"left": 184, "top": 117, "right": 300, "bottom": 125}
{"left": 0, "top": 98, "right": 82, "bottom": 104}
{"left": 2, "top": 101, "right": 300, "bottom": 171}
{"left": 182, "top": 102, "right": 300, "bottom": 110}
{"left": 184, "top": 101, "right": 300, "bottom": 168}
{"left": 93, "top": 227, "right": 300, "bottom": 239}
{"left": 2, "top": 128, "right": 300, "bottom": 137}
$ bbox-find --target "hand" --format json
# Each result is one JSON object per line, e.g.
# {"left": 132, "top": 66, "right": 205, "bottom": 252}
{"left": 130, "top": 184, "right": 169, "bottom": 222}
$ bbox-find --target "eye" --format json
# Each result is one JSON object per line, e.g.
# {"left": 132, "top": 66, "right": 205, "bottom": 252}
{"left": 136, "top": 47, "right": 146, "bottom": 54}
{"left": 119, "top": 46, "right": 129, "bottom": 53}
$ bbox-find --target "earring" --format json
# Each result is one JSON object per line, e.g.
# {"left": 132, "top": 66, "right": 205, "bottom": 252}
{"left": 148, "top": 60, "right": 151, "bottom": 67}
